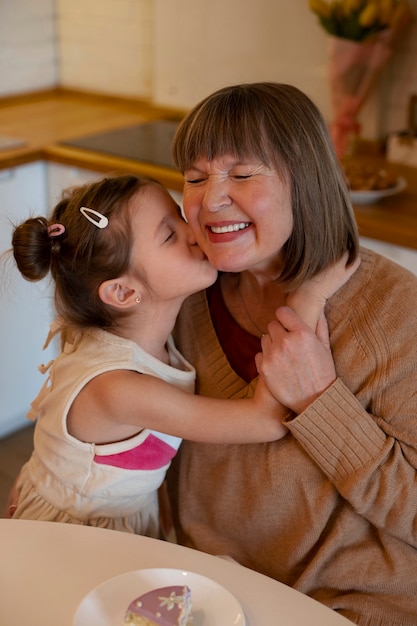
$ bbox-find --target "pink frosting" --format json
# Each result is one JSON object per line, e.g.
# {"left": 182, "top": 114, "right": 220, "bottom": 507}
{"left": 124, "top": 585, "right": 192, "bottom": 625}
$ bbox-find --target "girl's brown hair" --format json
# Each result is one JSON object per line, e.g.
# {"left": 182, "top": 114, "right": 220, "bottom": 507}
{"left": 172, "top": 82, "right": 359, "bottom": 288}
{"left": 12, "top": 174, "right": 162, "bottom": 329}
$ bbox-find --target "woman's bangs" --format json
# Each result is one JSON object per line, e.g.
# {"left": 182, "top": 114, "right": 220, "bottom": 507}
{"left": 177, "top": 113, "right": 271, "bottom": 169}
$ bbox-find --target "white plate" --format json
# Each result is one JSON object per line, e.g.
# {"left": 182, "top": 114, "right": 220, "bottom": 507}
{"left": 73, "top": 567, "right": 246, "bottom": 626}
{"left": 350, "top": 177, "right": 407, "bottom": 204}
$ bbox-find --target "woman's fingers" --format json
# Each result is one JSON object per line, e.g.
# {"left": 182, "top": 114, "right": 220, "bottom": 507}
{"left": 259, "top": 306, "right": 336, "bottom": 413}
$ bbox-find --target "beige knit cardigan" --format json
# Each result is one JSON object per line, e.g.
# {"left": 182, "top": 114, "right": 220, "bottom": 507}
{"left": 168, "top": 248, "right": 417, "bottom": 626}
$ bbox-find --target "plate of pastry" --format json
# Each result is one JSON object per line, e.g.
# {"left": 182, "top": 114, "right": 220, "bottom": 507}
{"left": 350, "top": 177, "right": 407, "bottom": 204}
{"left": 73, "top": 567, "right": 246, "bottom": 626}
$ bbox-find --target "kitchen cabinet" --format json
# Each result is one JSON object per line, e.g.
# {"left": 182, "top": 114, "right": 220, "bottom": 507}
{"left": 46, "top": 162, "right": 103, "bottom": 209}
{"left": 47, "top": 161, "right": 183, "bottom": 213}
{"left": 0, "top": 162, "right": 56, "bottom": 438}
{"left": 47, "top": 161, "right": 183, "bottom": 204}
{"left": 0, "top": 162, "right": 101, "bottom": 438}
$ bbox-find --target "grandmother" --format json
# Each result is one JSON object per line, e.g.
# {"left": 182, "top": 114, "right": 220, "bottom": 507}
{"left": 166, "top": 82, "right": 417, "bottom": 626}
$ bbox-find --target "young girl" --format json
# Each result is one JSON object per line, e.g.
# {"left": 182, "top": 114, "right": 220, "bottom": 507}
{"left": 9, "top": 174, "right": 356, "bottom": 536}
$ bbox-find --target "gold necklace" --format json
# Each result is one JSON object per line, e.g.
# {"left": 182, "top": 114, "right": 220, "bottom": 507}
{"left": 236, "top": 282, "right": 266, "bottom": 337}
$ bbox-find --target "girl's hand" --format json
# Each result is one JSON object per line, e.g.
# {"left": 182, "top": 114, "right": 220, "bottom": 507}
{"left": 287, "top": 253, "right": 361, "bottom": 331}
{"left": 300, "top": 252, "right": 361, "bottom": 301}
{"left": 255, "top": 307, "right": 336, "bottom": 415}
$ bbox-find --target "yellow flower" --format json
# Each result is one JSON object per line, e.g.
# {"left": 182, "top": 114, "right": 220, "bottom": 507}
{"left": 358, "top": 2, "right": 379, "bottom": 28}
{"left": 342, "top": 0, "right": 365, "bottom": 17}
{"left": 308, "top": 0, "right": 413, "bottom": 41}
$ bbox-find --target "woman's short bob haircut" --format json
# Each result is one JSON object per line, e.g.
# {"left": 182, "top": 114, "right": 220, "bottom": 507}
{"left": 172, "top": 82, "right": 359, "bottom": 288}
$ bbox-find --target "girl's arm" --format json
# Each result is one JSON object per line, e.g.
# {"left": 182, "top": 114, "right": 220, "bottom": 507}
{"left": 67, "top": 368, "right": 289, "bottom": 445}
{"left": 68, "top": 256, "right": 361, "bottom": 447}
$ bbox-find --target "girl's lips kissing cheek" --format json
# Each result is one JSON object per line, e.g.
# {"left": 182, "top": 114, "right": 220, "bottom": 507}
{"left": 206, "top": 221, "right": 252, "bottom": 243}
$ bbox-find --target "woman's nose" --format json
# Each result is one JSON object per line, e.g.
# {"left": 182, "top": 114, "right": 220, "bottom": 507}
{"left": 202, "top": 177, "right": 232, "bottom": 212}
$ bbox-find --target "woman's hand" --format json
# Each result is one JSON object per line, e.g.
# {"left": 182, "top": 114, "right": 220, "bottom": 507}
{"left": 255, "top": 306, "right": 336, "bottom": 415}
{"left": 253, "top": 375, "right": 289, "bottom": 439}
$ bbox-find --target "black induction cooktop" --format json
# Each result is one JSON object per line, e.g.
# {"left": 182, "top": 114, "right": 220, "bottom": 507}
{"left": 61, "top": 120, "right": 180, "bottom": 169}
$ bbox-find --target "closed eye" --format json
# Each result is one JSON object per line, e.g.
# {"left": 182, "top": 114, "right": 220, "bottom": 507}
{"left": 186, "top": 177, "right": 206, "bottom": 184}
{"left": 164, "top": 229, "right": 175, "bottom": 242}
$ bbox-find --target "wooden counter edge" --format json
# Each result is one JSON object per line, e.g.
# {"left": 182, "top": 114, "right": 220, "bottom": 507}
{"left": 0, "top": 144, "right": 184, "bottom": 193}
{"left": 43, "top": 145, "right": 185, "bottom": 192}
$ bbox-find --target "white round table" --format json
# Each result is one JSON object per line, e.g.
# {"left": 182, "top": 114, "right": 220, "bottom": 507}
{"left": 0, "top": 519, "right": 352, "bottom": 626}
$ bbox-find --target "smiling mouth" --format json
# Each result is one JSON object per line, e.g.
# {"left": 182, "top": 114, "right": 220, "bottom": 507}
{"left": 209, "top": 222, "right": 250, "bottom": 234}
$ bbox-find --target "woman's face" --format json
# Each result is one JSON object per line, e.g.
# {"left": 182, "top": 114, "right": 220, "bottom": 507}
{"left": 182, "top": 154, "right": 294, "bottom": 276}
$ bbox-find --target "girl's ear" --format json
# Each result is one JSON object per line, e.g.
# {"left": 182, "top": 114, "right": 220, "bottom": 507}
{"left": 98, "top": 278, "right": 139, "bottom": 309}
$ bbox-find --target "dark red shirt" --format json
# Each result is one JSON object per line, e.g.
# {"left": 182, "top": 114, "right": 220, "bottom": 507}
{"left": 207, "top": 280, "right": 261, "bottom": 383}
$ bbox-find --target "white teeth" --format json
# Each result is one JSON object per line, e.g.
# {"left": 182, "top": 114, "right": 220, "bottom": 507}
{"left": 210, "top": 222, "right": 249, "bottom": 234}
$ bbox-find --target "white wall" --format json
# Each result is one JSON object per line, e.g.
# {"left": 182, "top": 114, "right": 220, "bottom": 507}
{"left": 152, "top": 0, "right": 417, "bottom": 139}
{"left": 153, "top": 2, "right": 326, "bottom": 109}
{"left": 0, "top": 0, "right": 57, "bottom": 97}
{"left": 56, "top": 0, "right": 153, "bottom": 98}
{"left": 0, "top": 0, "right": 416, "bottom": 138}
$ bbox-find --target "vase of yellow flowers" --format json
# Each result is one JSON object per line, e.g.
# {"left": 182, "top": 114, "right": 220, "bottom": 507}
{"left": 309, "top": 0, "right": 413, "bottom": 158}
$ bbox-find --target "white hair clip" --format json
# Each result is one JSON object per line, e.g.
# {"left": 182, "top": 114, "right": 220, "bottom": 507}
{"left": 80, "top": 206, "right": 109, "bottom": 229}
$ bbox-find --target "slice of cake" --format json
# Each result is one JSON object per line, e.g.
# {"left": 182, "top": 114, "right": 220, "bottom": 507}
{"left": 124, "top": 585, "right": 192, "bottom": 625}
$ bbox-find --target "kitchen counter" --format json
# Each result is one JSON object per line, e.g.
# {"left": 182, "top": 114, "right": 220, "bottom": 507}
{"left": 0, "top": 89, "right": 185, "bottom": 191}
{"left": 0, "top": 89, "right": 416, "bottom": 249}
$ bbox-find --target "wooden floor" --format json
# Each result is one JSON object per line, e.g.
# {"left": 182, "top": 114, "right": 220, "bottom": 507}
{"left": 0, "top": 424, "right": 34, "bottom": 517}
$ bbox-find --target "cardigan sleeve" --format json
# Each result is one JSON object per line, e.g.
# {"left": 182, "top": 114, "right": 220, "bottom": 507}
{"left": 285, "top": 252, "right": 417, "bottom": 547}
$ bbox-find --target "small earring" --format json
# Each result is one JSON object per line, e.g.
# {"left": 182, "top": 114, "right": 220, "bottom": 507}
{"left": 135, "top": 296, "right": 141, "bottom": 304}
